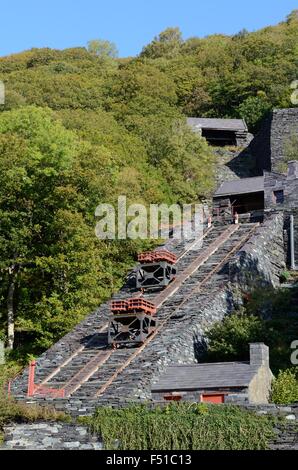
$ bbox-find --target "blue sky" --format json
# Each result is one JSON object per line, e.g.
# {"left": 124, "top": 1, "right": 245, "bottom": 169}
{"left": 0, "top": 0, "right": 297, "bottom": 57}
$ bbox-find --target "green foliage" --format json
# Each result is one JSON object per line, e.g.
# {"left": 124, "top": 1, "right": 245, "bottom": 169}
{"left": 238, "top": 94, "right": 271, "bottom": 132}
{"left": 279, "top": 132, "right": 298, "bottom": 172}
{"left": 87, "top": 39, "right": 118, "bottom": 59}
{"left": 271, "top": 369, "right": 298, "bottom": 404}
{"left": 140, "top": 28, "right": 183, "bottom": 59}
{"left": 205, "top": 312, "right": 274, "bottom": 362}
{"left": 280, "top": 270, "right": 291, "bottom": 283}
{"left": 205, "top": 287, "right": 298, "bottom": 375}
{"left": 85, "top": 403, "right": 275, "bottom": 450}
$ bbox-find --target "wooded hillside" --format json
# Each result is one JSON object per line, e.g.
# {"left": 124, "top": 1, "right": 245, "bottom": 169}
{"left": 0, "top": 11, "right": 297, "bottom": 358}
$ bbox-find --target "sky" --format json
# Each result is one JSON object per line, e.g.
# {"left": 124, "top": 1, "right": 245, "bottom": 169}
{"left": 0, "top": 0, "right": 297, "bottom": 58}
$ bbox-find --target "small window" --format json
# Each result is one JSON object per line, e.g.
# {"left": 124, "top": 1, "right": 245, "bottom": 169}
{"left": 273, "top": 190, "right": 284, "bottom": 205}
{"left": 164, "top": 394, "right": 182, "bottom": 402}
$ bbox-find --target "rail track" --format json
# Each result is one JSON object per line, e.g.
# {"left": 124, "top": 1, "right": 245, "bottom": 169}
{"left": 30, "top": 222, "right": 259, "bottom": 400}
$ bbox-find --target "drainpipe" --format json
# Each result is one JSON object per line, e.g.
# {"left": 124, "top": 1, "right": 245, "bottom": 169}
{"left": 290, "top": 215, "right": 296, "bottom": 271}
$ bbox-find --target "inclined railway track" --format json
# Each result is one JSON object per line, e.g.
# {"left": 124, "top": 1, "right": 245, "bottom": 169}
{"left": 32, "top": 226, "right": 215, "bottom": 394}
{"left": 30, "top": 223, "right": 259, "bottom": 399}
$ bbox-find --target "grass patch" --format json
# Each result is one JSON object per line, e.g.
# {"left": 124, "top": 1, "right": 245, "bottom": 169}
{"left": 83, "top": 403, "right": 276, "bottom": 450}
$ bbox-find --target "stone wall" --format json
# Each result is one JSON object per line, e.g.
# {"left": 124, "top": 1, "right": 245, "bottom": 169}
{"left": 214, "top": 146, "right": 257, "bottom": 187}
{"left": 264, "top": 164, "right": 298, "bottom": 212}
{"left": 250, "top": 113, "right": 273, "bottom": 173}
{"left": 248, "top": 364, "right": 273, "bottom": 404}
{"left": 1, "top": 423, "right": 103, "bottom": 450}
{"left": 264, "top": 171, "right": 287, "bottom": 209}
{"left": 228, "top": 212, "right": 286, "bottom": 291}
{"left": 294, "top": 211, "right": 298, "bottom": 267}
{"left": 270, "top": 109, "right": 298, "bottom": 172}
{"left": 244, "top": 404, "right": 298, "bottom": 450}
{"left": 252, "top": 108, "right": 298, "bottom": 173}
{"left": 285, "top": 174, "right": 298, "bottom": 211}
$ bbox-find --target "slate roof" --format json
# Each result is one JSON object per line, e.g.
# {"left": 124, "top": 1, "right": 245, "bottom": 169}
{"left": 187, "top": 117, "right": 248, "bottom": 132}
{"left": 151, "top": 362, "right": 259, "bottom": 392}
{"left": 214, "top": 176, "right": 264, "bottom": 197}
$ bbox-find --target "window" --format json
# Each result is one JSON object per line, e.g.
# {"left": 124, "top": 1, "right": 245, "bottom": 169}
{"left": 273, "top": 190, "right": 284, "bottom": 204}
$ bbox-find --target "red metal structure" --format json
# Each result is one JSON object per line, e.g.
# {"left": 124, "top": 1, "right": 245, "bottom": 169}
{"left": 111, "top": 298, "right": 156, "bottom": 316}
{"left": 138, "top": 250, "right": 177, "bottom": 265}
{"left": 26, "top": 361, "right": 65, "bottom": 398}
{"left": 126, "top": 298, "right": 157, "bottom": 315}
{"left": 111, "top": 300, "right": 129, "bottom": 313}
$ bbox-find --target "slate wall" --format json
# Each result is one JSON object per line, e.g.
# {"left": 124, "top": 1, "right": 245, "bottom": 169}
{"left": 228, "top": 212, "right": 286, "bottom": 291}
{"left": 270, "top": 109, "right": 298, "bottom": 172}
{"left": 252, "top": 108, "right": 298, "bottom": 173}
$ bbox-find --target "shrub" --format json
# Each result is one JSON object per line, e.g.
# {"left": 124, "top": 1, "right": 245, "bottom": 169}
{"left": 271, "top": 369, "right": 298, "bottom": 404}
{"left": 280, "top": 271, "right": 291, "bottom": 283}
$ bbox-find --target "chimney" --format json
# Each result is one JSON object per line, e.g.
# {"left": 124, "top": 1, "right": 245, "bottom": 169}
{"left": 249, "top": 343, "right": 269, "bottom": 367}
{"left": 287, "top": 161, "right": 298, "bottom": 180}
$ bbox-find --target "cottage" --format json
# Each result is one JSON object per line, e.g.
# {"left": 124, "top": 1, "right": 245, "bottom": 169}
{"left": 151, "top": 343, "right": 273, "bottom": 405}
{"left": 187, "top": 117, "right": 250, "bottom": 147}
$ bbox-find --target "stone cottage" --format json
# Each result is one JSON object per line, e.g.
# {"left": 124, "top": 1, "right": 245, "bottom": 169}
{"left": 151, "top": 343, "right": 273, "bottom": 405}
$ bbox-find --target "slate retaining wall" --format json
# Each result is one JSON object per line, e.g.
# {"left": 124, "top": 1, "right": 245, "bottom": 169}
{"left": 229, "top": 212, "right": 286, "bottom": 291}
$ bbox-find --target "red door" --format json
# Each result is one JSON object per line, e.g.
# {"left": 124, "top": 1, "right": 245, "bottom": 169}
{"left": 201, "top": 394, "right": 225, "bottom": 404}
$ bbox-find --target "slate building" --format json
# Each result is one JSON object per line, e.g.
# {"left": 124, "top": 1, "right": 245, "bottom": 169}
{"left": 187, "top": 117, "right": 251, "bottom": 147}
{"left": 151, "top": 343, "right": 273, "bottom": 405}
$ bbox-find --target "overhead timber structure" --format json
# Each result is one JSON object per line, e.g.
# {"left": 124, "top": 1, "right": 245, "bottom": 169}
{"left": 10, "top": 220, "right": 266, "bottom": 413}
